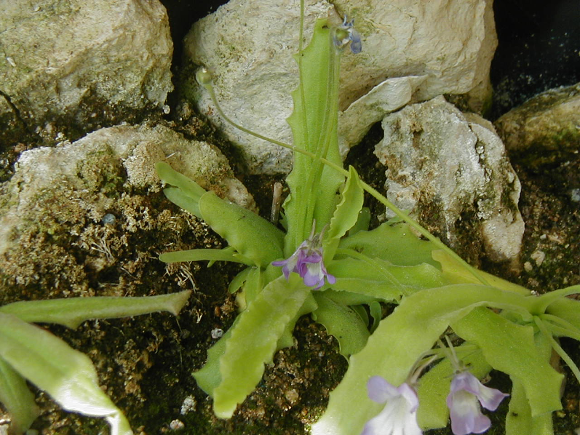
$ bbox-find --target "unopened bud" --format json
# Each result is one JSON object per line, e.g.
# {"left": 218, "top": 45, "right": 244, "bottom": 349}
{"left": 196, "top": 67, "right": 213, "bottom": 86}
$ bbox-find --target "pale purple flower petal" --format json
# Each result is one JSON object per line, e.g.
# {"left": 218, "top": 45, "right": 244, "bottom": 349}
{"left": 367, "top": 376, "right": 399, "bottom": 403}
{"left": 272, "top": 241, "right": 307, "bottom": 279}
{"left": 362, "top": 376, "right": 422, "bottom": 435}
{"left": 447, "top": 372, "right": 508, "bottom": 435}
{"left": 349, "top": 29, "right": 362, "bottom": 54}
{"left": 273, "top": 234, "right": 335, "bottom": 289}
{"left": 333, "top": 16, "right": 363, "bottom": 54}
{"left": 447, "top": 390, "right": 491, "bottom": 435}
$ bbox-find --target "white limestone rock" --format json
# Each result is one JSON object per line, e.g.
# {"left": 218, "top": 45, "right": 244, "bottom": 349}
{"left": 184, "top": 0, "right": 496, "bottom": 174}
{"left": 374, "top": 97, "right": 524, "bottom": 263}
{"left": 494, "top": 83, "right": 580, "bottom": 168}
{"left": 0, "top": 0, "right": 173, "bottom": 138}
{"left": 0, "top": 124, "right": 254, "bottom": 256}
{"left": 337, "top": 76, "right": 427, "bottom": 157}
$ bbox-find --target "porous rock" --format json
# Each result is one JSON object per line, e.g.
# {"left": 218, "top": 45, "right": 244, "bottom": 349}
{"left": 184, "top": 0, "right": 496, "bottom": 174}
{"left": 0, "top": 0, "right": 173, "bottom": 141}
{"left": 374, "top": 96, "right": 524, "bottom": 264}
{"left": 494, "top": 83, "right": 580, "bottom": 169}
{"left": 0, "top": 124, "right": 254, "bottom": 259}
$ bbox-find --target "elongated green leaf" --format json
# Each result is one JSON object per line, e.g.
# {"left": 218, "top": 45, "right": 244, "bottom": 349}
{"left": 339, "top": 222, "right": 440, "bottom": 267}
{"left": 0, "top": 291, "right": 191, "bottom": 329}
{"left": 199, "top": 192, "right": 284, "bottom": 267}
{"left": 284, "top": 18, "right": 344, "bottom": 252}
{"left": 311, "top": 284, "right": 534, "bottom": 435}
{"left": 0, "top": 357, "right": 39, "bottom": 434}
{"left": 158, "top": 161, "right": 284, "bottom": 267}
{"left": 210, "top": 275, "right": 310, "bottom": 418}
{"left": 228, "top": 267, "right": 252, "bottom": 294}
{"left": 157, "top": 162, "right": 207, "bottom": 218}
{"left": 505, "top": 330, "right": 554, "bottom": 435}
{"left": 0, "top": 313, "right": 132, "bottom": 435}
{"left": 545, "top": 297, "right": 580, "bottom": 332}
{"left": 160, "top": 248, "right": 252, "bottom": 265}
{"left": 237, "top": 265, "right": 286, "bottom": 310}
{"left": 529, "top": 285, "right": 580, "bottom": 315}
{"left": 193, "top": 318, "right": 238, "bottom": 397}
{"left": 506, "top": 378, "right": 553, "bottom": 435}
{"left": 162, "top": 187, "right": 202, "bottom": 218}
{"left": 277, "top": 292, "right": 318, "bottom": 350}
{"left": 348, "top": 206, "right": 371, "bottom": 236}
{"left": 326, "top": 257, "right": 445, "bottom": 300}
{"left": 320, "top": 289, "right": 378, "bottom": 306}
{"left": 324, "top": 166, "right": 365, "bottom": 260}
{"left": 235, "top": 266, "right": 263, "bottom": 310}
{"left": 312, "top": 293, "right": 369, "bottom": 357}
{"left": 157, "top": 163, "right": 206, "bottom": 202}
{"left": 452, "top": 307, "right": 563, "bottom": 417}
{"left": 194, "top": 281, "right": 316, "bottom": 399}
{"left": 433, "top": 250, "right": 530, "bottom": 295}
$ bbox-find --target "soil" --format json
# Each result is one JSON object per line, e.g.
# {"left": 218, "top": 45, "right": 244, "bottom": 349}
{"left": 0, "top": 1, "right": 578, "bottom": 433}
{"left": 1, "top": 106, "right": 577, "bottom": 434}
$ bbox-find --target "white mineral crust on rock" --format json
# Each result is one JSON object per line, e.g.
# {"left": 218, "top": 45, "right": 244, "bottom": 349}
{"left": 184, "top": 0, "right": 496, "bottom": 174}
{"left": 0, "top": 0, "right": 173, "bottom": 132}
{"left": 375, "top": 97, "right": 524, "bottom": 263}
{"left": 0, "top": 124, "right": 254, "bottom": 256}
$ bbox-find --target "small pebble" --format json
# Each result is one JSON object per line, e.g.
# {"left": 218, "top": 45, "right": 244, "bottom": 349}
{"left": 180, "top": 395, "right": 196, "bottom": 415}
{"left": 102, "top": 213, "right": 116, "bottom": 225}
{"left": 531, "top": 250, "right": 546, "bottom": 266}
{"left": 284, "top": 388, "right": 299, "bottom": 405}
{"left": 169, "top": 419, "right": 185, "bottom": 430}
{"left": 211, "top": 328, "right": 223, "bottom": 339}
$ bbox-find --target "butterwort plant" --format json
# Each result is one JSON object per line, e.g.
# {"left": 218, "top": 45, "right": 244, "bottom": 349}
{"left": 157, "top": 1, "right": 580, "bottom": 434}
{"left": 0, "top": 291, "right": 190, "bottom": 435}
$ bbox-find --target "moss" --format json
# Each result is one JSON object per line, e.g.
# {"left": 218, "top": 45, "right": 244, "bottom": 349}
{"left": 76, "top": 147, "right": 126, "bottom": 197}
{"left": 516, "top": 125, "right": 580, "bottom": 170}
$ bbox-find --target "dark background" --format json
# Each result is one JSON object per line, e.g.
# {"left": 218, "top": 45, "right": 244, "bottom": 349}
{"left": 491, "top": 0, "right": 580, "bottom": 118}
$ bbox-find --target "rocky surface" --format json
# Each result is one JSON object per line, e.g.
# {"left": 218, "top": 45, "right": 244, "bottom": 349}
{"left": 374, "top": 96, "right": 524, "bottom": 264}
{"left": 337, "top": 76, "right": 427, "bottom": 157}
{"left": 184, "top": 0, "right": 496, "bottom": 174}
{"left": 492, "top": 83, "right": 580, "bottom": 295}
{"left": 0, "top": 116, "right": 345, "bottom": 435}
{"left": 0, "top": 0, "right": 173, "bottom": 143}
{"left": 0, "top": 123, "right": 254, "bottom": 289}
{"left": 494, "top": 83, "right": 580, "bottom": 169}
{"left": 0, "top": 1, "right": 578, "bottom": 434}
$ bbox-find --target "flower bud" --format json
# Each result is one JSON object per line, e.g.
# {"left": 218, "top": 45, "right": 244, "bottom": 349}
{"left": 195, "top": 67, "right": 213, "bottom": 87}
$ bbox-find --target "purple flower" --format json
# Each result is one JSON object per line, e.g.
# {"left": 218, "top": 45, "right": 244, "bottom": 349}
{"left": 446, "top": 371, "right": 508, "bottom": 435}
{"left": 273, "top": 236, "right": 336, "bottom": 290}
{"left": 361, "top": 376, "right": 422, "bottom": 435}
{"left": 333, "top": 16, "right": 362, "bottom": 54}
